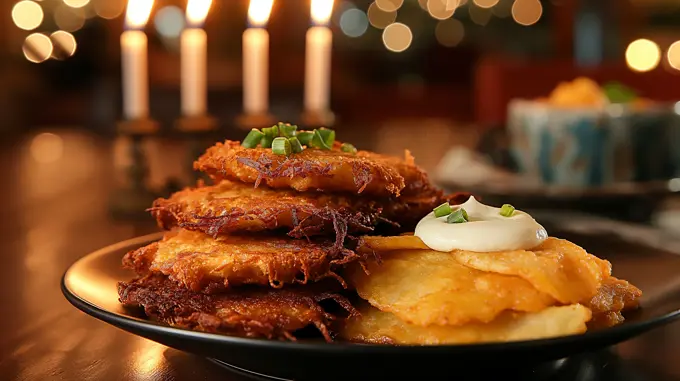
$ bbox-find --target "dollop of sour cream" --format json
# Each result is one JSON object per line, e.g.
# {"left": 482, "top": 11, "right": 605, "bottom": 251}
{"left": 414, "top": 196, "right": 548, "bottom": 252}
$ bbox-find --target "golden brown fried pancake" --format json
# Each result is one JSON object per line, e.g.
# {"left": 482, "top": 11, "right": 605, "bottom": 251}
{"left": 118, "top": 275, "right": 356, "bottom": 342}
{"left": 341, "top": 303, "right": 591, "bottom": 345}
{"left": 585, "top": 276, "right": 642, "bottom": 328}
{"left": 346, "top": 249, "right": 556, "bottom": 326}
{"left": 123, "top": 229, "right": 362, "bottom": 292}
{"left": 193, "top": 140, "right": 433, "bottom": 197}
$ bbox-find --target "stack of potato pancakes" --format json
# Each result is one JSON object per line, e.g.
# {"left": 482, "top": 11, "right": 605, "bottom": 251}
{"left": 117, "top": 124, "right": 458, "bottom": 341}
{"left": 118, "top": 123, "right": 642, "bottom": 344}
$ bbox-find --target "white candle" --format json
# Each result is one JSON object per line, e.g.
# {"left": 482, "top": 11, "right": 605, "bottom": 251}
{"left": 304, "top": 0, "right": 334, "bottom": 112}
{"left": 243, "top": 0, "right": 273, "bottom": 114}
{"left": 304, "top": 26, "right": 332, "bottom": 112}
{"left": 243, "top": 28, "right": 269, "bottom": 114}
{"left": 121, "top": 0, "right": 154, "bottom": 120}
{"left": 121, "top": 30, "right": 148, "bottom": 120}
{"left": 181, "top": 28, "right": 207, "bottom": 116}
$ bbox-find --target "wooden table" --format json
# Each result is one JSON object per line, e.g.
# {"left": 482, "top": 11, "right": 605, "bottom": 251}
{"left": 1, "top": 129, "right": 679, "bottom": 381}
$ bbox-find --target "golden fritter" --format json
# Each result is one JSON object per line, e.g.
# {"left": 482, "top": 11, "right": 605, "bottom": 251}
{"left": 194, "top": 140, "right": 433, "bottom": 197}
{"left": 346, "top": 249, "right": 556, "bottom": 326}
{"left": 585, "top": 277, "right": 642, "bottom": 328}
{"left": 341, "top": 303, "right": 591, "bottom": 345}
{"left": 118, "top": 275, "right": 357, "bottom": 342}
{"left": 123, "top": 229, "right": 362, "bottom": 292}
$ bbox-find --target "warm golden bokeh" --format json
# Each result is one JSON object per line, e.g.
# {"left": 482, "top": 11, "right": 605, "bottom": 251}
{"left": 63, "top": 0, "right": 91, "bottom": 9}
{"left": 473, "top": 0, "right": 499, "bottom": 9}
{"left": 511, "top": 0, "right": 543, "bottom": 26}
{"left": 125, "top": 0, "right": 155, "bottom": 29}
{"left": 12, "top": 1, "right": 43, "bottom": 31}
{"left": 23, "top": 33, "right": 53, "bottom": 63}
{"left": 311, "top": 0, "right": 334, "bottom": 24}
{"left": 435, "top": 18, "right": 465, "bottom": 47}
{"left": 625, "top": 38, "right": 661, "bottom": 72}
{"left": 426, "top": 0, "right": 457, "bottom": 20}
{"left": 667, "top": 41, "right": 680, "bottom": 71}
{"left": 382, "top": 22, "right": 413, "bottom": 52}
{"left": 367, "top": 2, "right": 396, "bottom": 29}
{"left": 375, "top": 0, "right": 404, "bottom": 12}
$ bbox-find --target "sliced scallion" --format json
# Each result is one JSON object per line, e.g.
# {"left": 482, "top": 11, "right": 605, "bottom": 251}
{"left": 341, "top": 143, "right": 357, "bottom": 154}
{"left": 447, "top": 208, "right": 469, "bottom": 224}
{"left": 262, "top": 125, "right": 279, "bottom": 138}
{"left": 278, "top": 123, "right": 297, "bottom": 137}
{"left": 297, "top": 131, "right": 314, "bottom": 146}
{"left": 317, "top": 127, "right": 336, "bottom": 147}
{"left": 272, "top": 137, "right": 292, "bottom": 156}
{"left": 311, "top": 129, "right": 332, "bottom": 150}
{"left": 500, "top": 204, "right": 515, "bottom": 217}
{"left": 260, "top": 135, "right": 274, "bottom": 148}
{"left": 242, "top": 129, "right": 265, "bottom": 148}
{"left": 288, "top": 137, "right": 303, "bottom": 153}
{"left": 433, "top": 203, "right": 452, "bottom": 218}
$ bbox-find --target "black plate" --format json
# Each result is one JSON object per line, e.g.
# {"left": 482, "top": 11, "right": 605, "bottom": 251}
{"left": 62, "top": 213, "right": 680, "bottom": 381}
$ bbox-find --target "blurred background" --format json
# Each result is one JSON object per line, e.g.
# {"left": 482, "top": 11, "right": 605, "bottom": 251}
{"left": 4, "top": 0, "right": 680, "bottom": 229}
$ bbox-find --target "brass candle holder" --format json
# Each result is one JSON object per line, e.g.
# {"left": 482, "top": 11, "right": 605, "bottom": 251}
{"left": 300, "top": 109, "right": 336, "bottom": 129}
{"left": 109, "top": 118, "right": 161, "bottom": 220}
{"left": 235, "top": 112, "right": 277, "bottom": 131}
{"left": 174, "top": 114, "right": 220, "bottom": 186}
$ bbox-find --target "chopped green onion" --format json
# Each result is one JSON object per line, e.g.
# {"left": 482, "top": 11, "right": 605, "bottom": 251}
{"left": 288, "top": 137, "right": 303, "bottom": 153}
{"left": 447, "top": 208, "right": 469, "bottom": 224}
{"left": 278, "top": 123, "right": 297, "bottom": 137}
{"left": 317, "top": 127, "right": 336, "bottom": 147}
{"left": 272, "top": 137, "right": 292, "bottom": 156}
{"left": 297, "top": 131, "right": 314, "bottom": 146}
{"left": 242, "top": 129, "right": 265, "bottom": 148}
{"left": 311, "top": 129, "right": 332, "bottom": 150}
{"left": 500, "top": 204, "right": 515, "bottom": 217}
{"left": 341, "top": 143, "right": 357, "bottom": 154}
{"left": 260, "top": 135, "right": 274, "bottom": 148}
{"left": 262, "top": 125, "right": 279, "bottom": 138}
{"left": 433, "top": 203, "right": 452, "bottom": 218}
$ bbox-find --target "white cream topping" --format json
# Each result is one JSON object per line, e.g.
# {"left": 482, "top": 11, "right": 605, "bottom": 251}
{"left": 414, "top": 196, "right": 548, "bottom": 252}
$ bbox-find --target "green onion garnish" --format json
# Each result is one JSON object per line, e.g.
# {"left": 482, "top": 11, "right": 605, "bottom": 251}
{"left": 317, "top": 127, "right": 335, "bottom": 146}
{"left": 297, "top": 131, "right": 314, "bottom": 146}
{"left": 500, "top": 204, "right": 515, "bottom": 217}
{"left": 262, "top": 125, "right": 279, "bottom": 138}
{"left": 311, "top": 129, "right": 332, "bottom": 150}
{"left": 242, "top": 129, "right": 265, "bottom": 148}
{"left": 447, "top": 208, "right": 469, "bottom": 224}
{"left": 272, "top": 137, "right": 291, "bottom": 156}
{"left": 288, "top": 137, "right": 303, "bottom": 153}
{"left": 341, "top": 143, "right": 357, "bottom": 154}
{"left": 278, "top": 123, "right": 297, "bottom": 137}
{"left": 260, "top": 135, "right": 274, "bottom": 148}
{"left": 433, "top": 203, "right": 452, "bottom": 218}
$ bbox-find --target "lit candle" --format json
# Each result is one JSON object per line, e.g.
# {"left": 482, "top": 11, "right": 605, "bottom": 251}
{"left": 304, "top": 0, "right": 334, "bottom": 113}
{"left": 121, "top": 0, "right": 154, "bottom": 120}
{"left": 243, "top": 0, "right": 273, "bottom": 115}
{"left": 181, "top": 0, "right": 212, "bottom": 117}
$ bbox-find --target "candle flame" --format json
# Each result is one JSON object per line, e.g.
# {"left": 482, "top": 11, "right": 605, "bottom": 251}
{"left": 310, "top": 0, "right": 333, "bottom": 25}
{"left": 248, "top": 0, "right": 273, "bottom": 27}
{"left": 125, "top": 0, "right": 154, "bottom": 29}
{"left": 186, "top": 0, "right": 211, "bottom": 26}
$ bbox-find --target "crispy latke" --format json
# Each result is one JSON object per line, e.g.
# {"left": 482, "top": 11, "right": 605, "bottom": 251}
{"left": 194, "top": 140, "right": 433, "bottom": 197}
{"left": 585, "top": 277, "right": 642, "bottom": 328}
{"left": 123, "top": 229, "right": 363, "bottom": 292}
{"left": 346, "top": 249, "right": 556, "bottom": 326}
{"left": 341, "top": 303, "right": 591, "bottom": 345}
{"left": 118, "top": 275, "right": 357, "bottom": 342}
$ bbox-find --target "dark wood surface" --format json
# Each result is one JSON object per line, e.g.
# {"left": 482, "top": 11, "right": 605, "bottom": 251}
{"left": 1, "top": 130, "right": 680, "bottom": 381}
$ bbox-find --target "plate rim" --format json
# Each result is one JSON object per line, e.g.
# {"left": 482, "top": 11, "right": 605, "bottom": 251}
{"left": 62, "top": 232, "right": 680, "bottom": 354}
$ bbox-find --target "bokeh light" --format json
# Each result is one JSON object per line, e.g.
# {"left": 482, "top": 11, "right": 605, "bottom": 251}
{"left": 154, "top": 5, "right": 184, "bottom": 38}
{"left": 625, "top": 39, "right": 660, "bottom": 72}
{"left": 426, "top": 0, "right": 457, "bottom": 20}
{"left": 93, "top": 0, "right": 125, "bottom": 19}
{"left": 23, "top": 33, "right": 53, "bottom": 63}
{"left": 474, "top": 0, "right": 498, "bottom": 8}
{"left": 511, "top": 0, "right": 542, "bottom": 26}
{"left": 469, "top": 4, "right": 492, "bottom": 25}
{"left": 435, "top": 18, "right": 464, "bottom": 47}
{"left": 491, "top": 0, "right": 512, "bottom": 17}
{"left": 340, "top": 8, "right": 368, "bottom": 37}
{"left": 63, "top": 0, "right": 90, "bottom": 8}
{"left": 30, "top": 133, "right": 64, "bottom": 164}
{"left": 375, "top": 0, "right": 403, "bottom": 12}
{"left": 667, "top": 41, "right": 680, "bottom": 71}
{"left": 12, "top": 1, "right": 44, "bottom": 31}
{"left": 382, "top": 22, "right": 412, "bottom": 52}
{"left": 54, "top": 4, "right": 86, "bottom": 32}
{"left": 50, "top": 30, "right": 77, "bottom": 60}
{"left": 367, "top": 1, "right": 396, "bottom": 29}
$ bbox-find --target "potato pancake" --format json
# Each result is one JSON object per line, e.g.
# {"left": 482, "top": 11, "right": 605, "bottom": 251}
{"left": 341, "top": 303, "right": 591, "bottom": 345}
{"left": 194, "top": 140, "right": 433, "bottom": 197}
{"left": 118, "top": 275, "right": 356, "bottom": 342}
{"left": 123, "top": 229, "right": 362, "bottom": 292}
{"left": 346, "top": 249, "right": 555, "bottom": 326}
